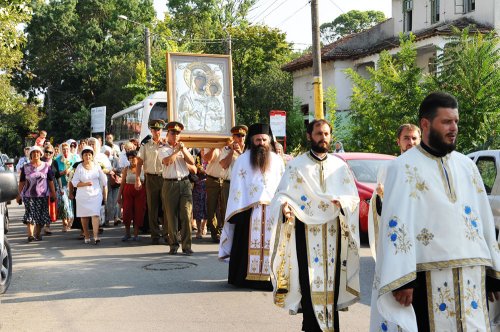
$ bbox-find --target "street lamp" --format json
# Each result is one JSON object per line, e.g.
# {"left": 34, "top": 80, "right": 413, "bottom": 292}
{"left": 118, "top": 15, "right": 152, "bottom": 86}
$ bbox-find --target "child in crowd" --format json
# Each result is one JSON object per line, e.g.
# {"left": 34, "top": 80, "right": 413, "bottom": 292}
{"left": 35, "top": 130, "right": 47, "bottom": 147}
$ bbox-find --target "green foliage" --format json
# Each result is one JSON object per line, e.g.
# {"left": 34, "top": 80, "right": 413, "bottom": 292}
{"left": 320, "top": 10, "right": 386, "bottom": 44}
{"left": 428, "top": 27, "right": 500, "bottom": 152}
{"left": 167, "top": 0, "right": 255, "bottom": 42}
{"left": 237, "top": 64, "right": 293, "bottom": 125}
{"left": 286, "top": 98, "right": 307, "bottom": 154}
{"left": 0, "top": 1, "right": 41, "bottom": 156}
{"left": 324, "top": 86, "right": 337, "bottom": 128}
{"left": 227, "top": 25, "right": 293, "bottom": 123}
{"left": 345, "top": 34, "right": 427, "bottom": 154}
{"left": 345, "top": 28, "right": 500, "bottom": 154}
{"left": 15, "top": 0, "right": 156, "bottom": 142}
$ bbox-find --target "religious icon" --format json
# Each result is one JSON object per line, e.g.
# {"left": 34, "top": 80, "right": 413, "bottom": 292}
{"left": 166, "top": 53, "right": 235, "bottom": 147}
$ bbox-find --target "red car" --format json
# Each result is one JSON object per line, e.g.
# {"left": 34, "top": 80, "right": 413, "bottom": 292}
{"left": 333, "top": 152, "right": 395, "bottom": 240}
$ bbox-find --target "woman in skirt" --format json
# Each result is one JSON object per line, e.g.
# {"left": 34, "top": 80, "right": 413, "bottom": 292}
{"left": 117, "top": 150, "right": 146, "bottom": 241}
{"left": 71, "top": 145, "right": 107, "bottom": 244}
{"left": 54, "top": 142, "right": 78, "bottom": 231}
{"left": 16, "top": 146, "right": 57, "bottom": 242}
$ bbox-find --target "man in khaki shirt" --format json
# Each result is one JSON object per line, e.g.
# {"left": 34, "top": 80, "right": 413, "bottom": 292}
{"left": 203, "top": 125, "right": 247, "bottom": 242}
{"left": 136, "top": 119, "right": 165, "bottom": 245}
{"left": 159, "top": 121, "right": 195, "bottom": 255}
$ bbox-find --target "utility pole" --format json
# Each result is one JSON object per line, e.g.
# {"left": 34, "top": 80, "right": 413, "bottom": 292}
{"left": 227, "top": 32, "right": 232, "bottom": 56}
{"left": 311, "top": 0, "right": 324, "bottom": 119}
{"left": 144, "top": 26, "right": 152, "bottom": 86}
{"left": 118, "top": 15, "right": 152, "bottom": 87}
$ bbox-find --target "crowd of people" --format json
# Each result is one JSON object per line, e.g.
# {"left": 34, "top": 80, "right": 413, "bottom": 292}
{"left": 12, "top": 91, "right": 500, "bottom": 331}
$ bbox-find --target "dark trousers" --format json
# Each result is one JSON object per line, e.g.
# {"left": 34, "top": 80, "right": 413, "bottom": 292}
{"left": 145, "top": 174, "right": 164, "bottom": 239}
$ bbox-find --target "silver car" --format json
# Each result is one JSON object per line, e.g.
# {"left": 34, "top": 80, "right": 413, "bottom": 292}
{"left": 0, "top": 171, "right": 18, "bottom": 294}
{"left": 468, "top": 150, "right": 500, "bottom": 231}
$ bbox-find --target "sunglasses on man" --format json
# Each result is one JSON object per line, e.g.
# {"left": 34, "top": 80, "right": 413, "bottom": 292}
{"left": 44, "top": 150, "right": 54, "bottom": 155}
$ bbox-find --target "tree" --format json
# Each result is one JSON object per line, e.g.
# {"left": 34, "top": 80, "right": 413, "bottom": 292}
{"left": 285, "top": 98, "right": 307, "bottom": 154}
{"left": 239, "top": 63, "right": 293, "bottom": 125}
{"left": 0, "top": 1, "right": 41, "bottom": 155}
{"left": 345, "top": 34, "right": 428, "bottom": 154}
{"left": 429, "top": 27, "right": 500, "bottom": 152}
{"left": 15, "top": 0, "right": 156, "bottom": 142}
{"left": 166, "top": 0, "right": 255, "bottom": 45}
{"left": 227, "top": 25, "right": 292, "bottom": 122}
{"left": 320, "top": 10, "right": 385, "bottom": 44}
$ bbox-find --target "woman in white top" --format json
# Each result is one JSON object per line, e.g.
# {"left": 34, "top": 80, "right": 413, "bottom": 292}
{"left": 71, "top": 146, "right": 107, "bottom": 244}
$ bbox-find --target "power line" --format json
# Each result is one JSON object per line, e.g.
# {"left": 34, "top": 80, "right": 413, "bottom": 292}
{"left": 257, "top": 0, "right": 289, "bottom": 23}
{"left": 249, "top": 0, "right": 279, "bottom": 21}
{"left": 248, "top": 0, "right": 272, "bottom": 13}
{"left": 327, "top": 0, "right": 344, "bottom": 13}
{"left": 277, "top": 1, "right": 311, "bottom": 27}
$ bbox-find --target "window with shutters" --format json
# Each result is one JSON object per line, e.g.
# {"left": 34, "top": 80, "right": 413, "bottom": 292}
{"left": 431, "top": 0, "right": 440, "bottom": 24}
{"left": 403, "top": 0, "right": 413, "bottom": 32}
{"left": 455, "top": 0, "right": 475, "bottom": 14}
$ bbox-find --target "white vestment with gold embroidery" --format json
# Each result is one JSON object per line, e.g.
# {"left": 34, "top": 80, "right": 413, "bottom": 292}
{"left": 371, "top": 146, "right": 500, "bottom": 332}
{"left": 269, "top": 153, "right": 360, "bottom": 331}
{"left": 218, "top": 150, "right": 284, "bottom": 280}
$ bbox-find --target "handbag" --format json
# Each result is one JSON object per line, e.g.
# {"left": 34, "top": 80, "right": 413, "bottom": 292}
{"left": 48, "top": 197, "right": 57, "bottom": 222}
{"left": 109, "top": 172, "right": 122, "bottom": 188}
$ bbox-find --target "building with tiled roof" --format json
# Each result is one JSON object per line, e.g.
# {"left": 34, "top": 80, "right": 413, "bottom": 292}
{"left": 284, "top": 0, "right": 498, "bottom": 123}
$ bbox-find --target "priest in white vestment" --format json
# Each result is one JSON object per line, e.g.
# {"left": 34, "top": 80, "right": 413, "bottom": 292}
{"left": 370, "top": 92, "right": 500, "bottom": 332}
{"left": 269, "top": 119, "right": 360, "bottom": 332}
{"left": 219, "top": 123, "right": 284, "bottom": 290}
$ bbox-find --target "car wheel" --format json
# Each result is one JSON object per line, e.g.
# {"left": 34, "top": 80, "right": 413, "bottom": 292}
{"left": 0, "top": 237, "right": 12, "bottom": 294}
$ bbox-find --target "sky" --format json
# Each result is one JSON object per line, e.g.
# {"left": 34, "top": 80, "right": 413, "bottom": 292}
{"left": 153, "top": 0, "right": 392, "bottom": 49}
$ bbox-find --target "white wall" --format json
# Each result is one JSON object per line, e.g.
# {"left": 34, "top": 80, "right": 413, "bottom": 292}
{"left": 292, "top": 60, "right": 355, "bottom": 116}
{"left": 333, "top": 60, "right": 355, "bottom": 111}
{"left": 391, "top": 0, "right": 496, "bottom": 35}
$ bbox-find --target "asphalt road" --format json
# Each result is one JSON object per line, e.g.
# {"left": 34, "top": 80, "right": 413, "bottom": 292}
{"left": 0, "top": 204, "right": 374, "bottom": 332}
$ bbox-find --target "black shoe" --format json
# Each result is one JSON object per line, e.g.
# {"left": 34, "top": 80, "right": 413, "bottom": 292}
{"left": 94, "top": 239, "right": 101, "bottom": 245}
{"left": 169, "top": 246, "right": 179, "bottom": 255}
{"left": 183, "top": 248, "right": 194, "bottom": 256}
{"left": 151, "top": 238, "right": 160, "bottom": 245}
{"left": 27, "top": 236, "right": 35, "bottom": 242}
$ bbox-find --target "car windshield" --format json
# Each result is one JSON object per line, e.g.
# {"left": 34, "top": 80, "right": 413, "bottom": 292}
{"left": 346, "top": 159, "right": 392, "bottom": 184}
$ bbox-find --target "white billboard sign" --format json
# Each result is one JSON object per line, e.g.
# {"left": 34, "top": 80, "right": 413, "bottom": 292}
{"left": 91, "top": 106, "right": 106, "bottom": 133}
{"left": 269, "top": 110, "right": 286, "bottom": 137}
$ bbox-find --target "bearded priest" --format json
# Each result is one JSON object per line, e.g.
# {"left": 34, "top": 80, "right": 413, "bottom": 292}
{"left": 370, "top": 92, "right": 500, "bottom": 332}
{"left": 219, "top": 123, "right": 285, "bottom": 290}
{"left": 269, "top": 119, "right": 361, "bottom": 332}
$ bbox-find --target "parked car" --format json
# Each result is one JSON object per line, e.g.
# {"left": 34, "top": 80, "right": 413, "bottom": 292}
{"left": 333, "top": 152, "right": 395, "bottom": 241}
{"left": 0, "top": 170, "right": 18, "bottom": 294}
{"left": 467, "top": 150, "right": 500, "bottom": 231}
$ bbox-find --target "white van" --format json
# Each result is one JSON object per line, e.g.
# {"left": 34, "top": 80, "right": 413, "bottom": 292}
{"left": 468, "top": 150, "right": 500, "bottom": 230}
{"left": 110, "top": 92, "right": 167, "bottom": 145}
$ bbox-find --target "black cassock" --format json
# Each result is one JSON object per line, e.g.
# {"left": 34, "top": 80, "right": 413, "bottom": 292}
{"left": 227, "top": 208, "right": 273, "bottom": 291}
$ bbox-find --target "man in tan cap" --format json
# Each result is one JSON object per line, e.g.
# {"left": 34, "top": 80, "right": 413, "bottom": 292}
{"left": 136, "top": 119, "right": 166, "bottom": 245}
{"left": 159, "top": 121, "right": 195, "bottom": 255}
{"left": 203, "top": 125, "right": 247, "bottom": 243}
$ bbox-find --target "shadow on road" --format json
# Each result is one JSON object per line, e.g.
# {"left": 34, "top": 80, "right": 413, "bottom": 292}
{"left": 3, "top": 205, "right": 259, "bottom": 304}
